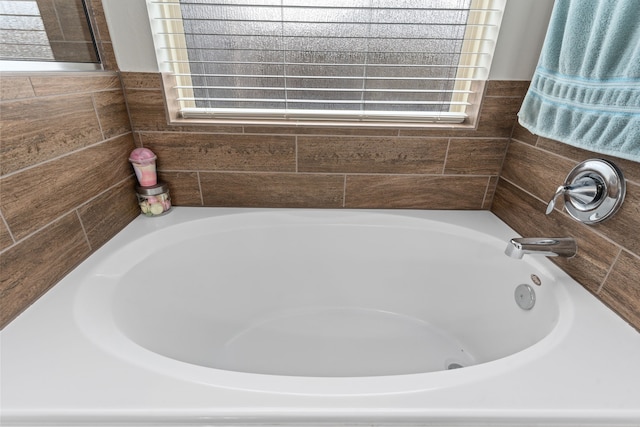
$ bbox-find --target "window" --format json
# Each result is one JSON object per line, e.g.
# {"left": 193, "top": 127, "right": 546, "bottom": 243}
{"left": 0, "top": 0, "right": 101, "bottom": 71}
{"left": 148, "top": 0, "right": 504, "bottom": 126}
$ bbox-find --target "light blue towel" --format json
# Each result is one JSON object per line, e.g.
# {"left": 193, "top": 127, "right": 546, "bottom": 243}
{"left": 518, "top": 0, "right": 640, "bottom": 163}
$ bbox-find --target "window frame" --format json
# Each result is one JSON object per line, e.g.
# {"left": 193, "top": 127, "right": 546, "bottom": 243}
{"left": 148, "top": 0, "right": 504, "bottom": 128}
{"left": 0, "top": 0, "right": 102, "bottom": 72}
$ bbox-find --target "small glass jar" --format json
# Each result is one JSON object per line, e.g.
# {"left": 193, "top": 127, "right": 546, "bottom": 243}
{"left": 136, "top": 182, "right": 172, "bottom": 216}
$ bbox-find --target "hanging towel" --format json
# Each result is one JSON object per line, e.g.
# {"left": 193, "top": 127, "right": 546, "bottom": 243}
{"left": 518, "top": 0, "right": 640, "bottom": 162}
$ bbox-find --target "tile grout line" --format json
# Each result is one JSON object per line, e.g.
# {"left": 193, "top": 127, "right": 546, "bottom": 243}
{"left": 75, "top": 209, "right": 93, "bottom": 252}
{"left": 119, "top": 73, "right": 136, "bottom": 137}
{"left": 196, "top": 171, "right": 205, "bottom": 206}
{"left": 0, "top": 131, "right": 134, "bottom": 180}
{"left": 0, "top": 209, "right": 16, "bottom": 245}
{"left": 294, "top": 136, "right": 299, "bottom": 172}
{"left": 182, "top": 170, "right": 495, "bottom": 178}
{"left": 597, "top": 248, "right": 622, "bottom": 294}
{"left": 0, "top": 81, "right": 122, "bottom": 103}
{"left": 0, "top": 175, "right": 134, "bottom": 256}
{"left": 512, "top": 136, "right": 640, "bottom": 186}
{"left": 342, "top": 174, "right": 347, "bottom": 208}
{"left": 27, "top": 76, "right": 36, "bottom": 98}
{"left": 480, "top": 176, "right": 492, "bottom": 209}
{"left": 91, "top": 93, "right": 106, "bottom": 141}
{"left": 441, "top": 138, "right": 451, "bottom": 175}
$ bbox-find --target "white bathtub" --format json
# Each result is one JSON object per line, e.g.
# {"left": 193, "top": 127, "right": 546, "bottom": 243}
{"left": 1, "top": 207, "right": 639, "bottom": 426}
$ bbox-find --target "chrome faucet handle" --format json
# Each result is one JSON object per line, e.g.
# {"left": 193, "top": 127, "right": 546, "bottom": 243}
{"left": 545, "top": 177, "right": 599, "bottom": 215}
{"left": 544, "top": 159, "right": 625, "bottom": 224}
{"left": 546, "top": 185, "right": 569, "bottom": 214}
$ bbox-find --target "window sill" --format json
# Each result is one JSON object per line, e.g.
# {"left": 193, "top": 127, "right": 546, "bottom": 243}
{"left": 0, "top": 61, "right": 102, "bottom": 72}
{"left": 166, "top": 115, "right": 477, "bottom": 130}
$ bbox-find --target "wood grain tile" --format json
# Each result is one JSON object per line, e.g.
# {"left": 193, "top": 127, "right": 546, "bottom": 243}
{"left": 0, "top": 218, "right": 14, "bottom": 251}
{"left": 125, "top": 89, "right": 170, "bottom": 131}
{"left": 157, "top": 171, "right": 202, "bottom": 206}
{"left": 200, "top": 172, "right": 344, "bottom": 208}
{"left": 1, "top": 94, "right": 102, "bottom": 175}
{"left": 345, "top": 175, "right": 488, "bottom": 209}
{"left": 0, "top": 76, "right": 35, "bottom": 100}
{"left": 132, "top": 131, "right": 144, "bottom": 147}
{"left": 500, "top": 140, "right": 576, "bottom": 203}
{"left": 537, "top": 137, "right": 640, "bottom": 184}
{"left": 485, "top": 80, "right": 529, "bottom": 97}
{"left": 97, "top": 42, "right": 118, "bottom": 71}
{"left": 120, "top": 72, "right": 163, "bottom": 90}
{"left": 77, "top": 177, "right": 139, "bottom": 250}
{"left": 492, "top": 178, "right": 619, "bottom": 293}
{"left": 511, "top": 122, "right": 538, "bottom": 145}
{"left": 93, "top": 90, "right": 131, "bottom": 138}
{"left": 483, "top": 176, "right": 499, "bottom": 209}
{"left": 537, "top": 137, "right": 592, "bottom": 160}
{"left": 1, "top": 134, "right": 136, "bottom": 240}
{"left": 298, "top": 137, "right": 448, "bottom": 174}
{"left": 35, "top": 0, "right": 64, "bottom": 40}
{"left": 398, "top": 97, "right": 521, "bottom": 139}
{"left": 593, "top": 181, "right": 640, "bottom": 255}
{"left": 473, "top": 96, "right": 523, "bottom": 138}
{"left": 29, "top": 74, "right": 120, "bottom": 96}
{"left": 606, "top": 157, "right": 640, "bottom": 185}
{"left": 141, "top": 132, "right": 296, "bottom": 172}
{"left": 54, "top": 0, "right": 94, "bottom": 41}
{"left": 0, "top": 212, "right": 90, "bottom": 328}
{"left": 444, "top": 138, "right": 509, "bottom": 175}
{"left": 599, "top": 250, "right": 640, "bottom": 331}
{"left": 126, "top": 89, "right": 242, "bottom": 133}
{"left": 87, "top": 0, "right": 111, "bottom": 42}
{"left": 49, "top": 41, "right": 98, "bottom": 63}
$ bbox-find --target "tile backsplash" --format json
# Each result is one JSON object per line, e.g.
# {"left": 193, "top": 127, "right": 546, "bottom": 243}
{"left": 0, "top": 72, "right": 138, "bottom": 327}
{"left": 494, "top": 124, "right": 640, "bottom": 331}
{"left": 1, "top": 70, "right": 638, "bottom": 333}
{"left": 122, "top": 73, "right": 523, "bottom": 209}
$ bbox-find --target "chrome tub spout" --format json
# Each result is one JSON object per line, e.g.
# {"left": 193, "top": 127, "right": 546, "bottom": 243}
{"left": 505, "top": 237, "right": 577, "bottom": 259}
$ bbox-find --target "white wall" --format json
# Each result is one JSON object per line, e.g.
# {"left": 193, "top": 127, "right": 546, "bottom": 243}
{"left": 490, "top": 0, "right": 554, "bottom": 80}
{"left": 103, "top": 0, "right": 158, "bottom": 72}
{"left": 102, "top": 0, "right": 554, "bottom": 79}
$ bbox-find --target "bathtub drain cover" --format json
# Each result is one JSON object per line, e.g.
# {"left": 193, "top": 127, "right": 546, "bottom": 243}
{"left": 515, "top": 283, "right": 536, "bottom": 310}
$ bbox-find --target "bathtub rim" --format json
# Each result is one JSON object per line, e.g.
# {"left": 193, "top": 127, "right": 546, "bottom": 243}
{"left": 2, "top": 207, "right": 640, "bottom": 427}
{"left": 72, "top": 207, "right": 572, "bottom": 396}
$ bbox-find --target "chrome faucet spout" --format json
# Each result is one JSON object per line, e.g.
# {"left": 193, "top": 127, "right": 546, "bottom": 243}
{"left": 505, "top": 237, "right": 577, "bottom": 259}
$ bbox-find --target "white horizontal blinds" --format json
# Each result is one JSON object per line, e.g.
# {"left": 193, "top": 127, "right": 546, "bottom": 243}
{"left": 151, "top": 0, "right": 502, "bottom": 123}
{"left": 451, "top": 0, "right": 497, "bottom": 114}
{"left": 0, "top": 0, "right": 53, "bottom": 61}
{"left": 156, "top": 1, "right": 196, "bottom": 108}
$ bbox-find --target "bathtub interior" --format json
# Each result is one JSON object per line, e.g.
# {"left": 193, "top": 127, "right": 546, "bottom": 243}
{"left": 88, "top": 210, "right": 562, "bottom": 378}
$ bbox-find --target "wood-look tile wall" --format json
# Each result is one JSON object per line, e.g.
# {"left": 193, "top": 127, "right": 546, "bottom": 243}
{"left": 0, "top": 72, "right": 138, "bottom": 328}
{"left": 84, "top": 0, "right": 118, "bottom": 70}
{"left": 35, "top": 0, "right": 98, "bottom": 63}
{"left": 2, "top": 64, "right": 637, "bottom": 335}
{"left": 494, "top": 122, "right": 640, "bottom": 331}
{"left": 122, "top": 73, "right": 523, "bottom": 209}
{"left": 29, "top": 0, "right": 117, "bottom": 70}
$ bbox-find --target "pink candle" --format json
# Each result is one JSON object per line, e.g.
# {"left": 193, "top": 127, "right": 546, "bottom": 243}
{"left": 129, "top": 148, "right": 157, "bottom": 187}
